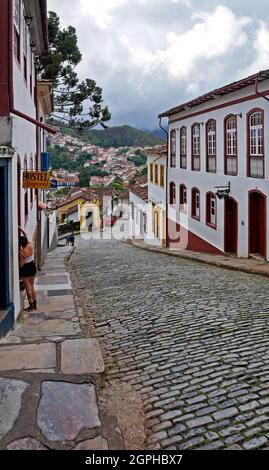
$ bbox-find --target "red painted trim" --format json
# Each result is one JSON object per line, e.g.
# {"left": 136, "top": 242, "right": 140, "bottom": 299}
{"left": 224, "top": 114, "right": 238, "bottom": 176}
{"left": 206, "top": 192, "right": 217, "bottom": 230}
{"left": 224, "top": 197, "right": 238, "bottom": 255}
{"left": 191, "top": 187, "right": 200, "bottom": 221}
{"left": 167, "top": 218, "right": 223, "bottom": 254}
{"left": 246, "top": 108, "right": 264, "bottom": 178}
{"left": 191, "top": 123, "right": 201, "bottom": 171}
{"left": 205, "top": 119, "right": 216, "bottom": 173}
{"left": 169, "top": 90, "right": 269, "bottom": 124}
{"left": 0, "top": 0, "right": 10, "bottom": 115}
{"left": 248, "top": 190, "right": 267, "bottom": 258}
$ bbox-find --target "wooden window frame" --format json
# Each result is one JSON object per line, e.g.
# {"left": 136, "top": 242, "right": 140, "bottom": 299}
{"left": 206, "top": 119, "right": 217, "bottom": 173}
{"left": 170, "top": 130, "right": 176, "bottom": 168}
{"left": 160, "top": 165, "right": 165, "bottom": 188}
{"left": 14, "top": 0, "right": 21, "bottom": 65}
{"left": 206, "top": 192, "right": 217, "bottom": 229}
{"left": 149, "top": 162, "right": 153, "bottom": 182}
{"left": 154, "top": 164, "right": 159, "bottom": 185}
{"left": 191, "top": 124, "right": 201, "bottom": 171}
{"left": 191, "top": 187, "right": 200, "bottom": 221}
{"left": 169, "top": 182, "right": 176, "bottom": 206}
{"left": 180, "top": 126, "right": 187, "bottom": 169}
{"left": 224, "top": 114, "right": 238, "bottom": 176}
{"left": 179, "top": 184, "right": 187, "bottom": 213}
{"left": 247, "top": 108, "right": 264, "bottom": 179}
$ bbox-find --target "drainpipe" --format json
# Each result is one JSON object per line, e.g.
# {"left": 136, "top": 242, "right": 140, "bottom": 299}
{"left": 255, "top": 75, "right": 269, "bottom": 103}
{"left": 159, "top": 117, "right": 169, "bottom": 247}
{"left": 8, "top": 0, "right": 56, "bottom": 134}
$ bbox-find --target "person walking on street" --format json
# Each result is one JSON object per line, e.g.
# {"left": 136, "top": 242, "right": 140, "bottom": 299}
{"left": 19, "top": 227, "right": 38, "bottom": 311}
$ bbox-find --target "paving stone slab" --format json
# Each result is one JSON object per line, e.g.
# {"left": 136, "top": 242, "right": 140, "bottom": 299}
{"left": 73, "top": 436, "right": 108, "bottom": 450}
{"left": 11, "top": 319, "right": 80, "bottom": 339}
{"left": 0, "top": 378, "right": 28, "bottom": 439}
{"left": 61, "top": 339, "right": 105, "bottom": 375}
{"left": 7, "top": 438, "right": 47, "bottom": 450}
{"left": 37, "top": 381, "right": 101, "bottom": 441}
{"left": 0, "top": 343, "right": 56, "bottom": 371}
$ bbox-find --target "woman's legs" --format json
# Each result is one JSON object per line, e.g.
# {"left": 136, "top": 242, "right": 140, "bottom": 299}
{"left": 23, "top": 277, "right": 34, "bottom": 305}
{"left": 29, "top": 276, "right": 37, "bottom": 302}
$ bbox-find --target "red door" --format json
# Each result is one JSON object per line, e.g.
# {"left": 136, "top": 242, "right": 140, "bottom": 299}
{"left": 249, "top": 192, "right": 266, "bottom": 257}
{"left": 225, "top": 198, "right": 238, "bottom": 254}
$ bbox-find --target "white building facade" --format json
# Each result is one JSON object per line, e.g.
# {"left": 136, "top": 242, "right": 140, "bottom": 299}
{"left": 159, "top": 70, "right": 269, "bottom": 260}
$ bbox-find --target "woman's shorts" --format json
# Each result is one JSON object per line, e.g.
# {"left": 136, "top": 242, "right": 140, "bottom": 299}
{"left": 20, "top": 261, "right": 37, "bottom": 278}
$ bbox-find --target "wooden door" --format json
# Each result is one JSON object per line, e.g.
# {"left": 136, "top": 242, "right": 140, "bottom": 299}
{"left": 225, "top": 198, "right": 238, "bottom": 254}
{"left": 249, "top": 192, "right": 266, "bottom": 257}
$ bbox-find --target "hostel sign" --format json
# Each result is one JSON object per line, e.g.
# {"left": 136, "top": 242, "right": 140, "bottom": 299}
{"left": 23, "top": 171, "right": 51, "bottom": 190}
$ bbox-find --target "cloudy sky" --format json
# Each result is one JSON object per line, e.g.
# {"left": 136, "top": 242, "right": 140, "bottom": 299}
{"left": 48, "top": 0, "right": 269, "bottom": 130}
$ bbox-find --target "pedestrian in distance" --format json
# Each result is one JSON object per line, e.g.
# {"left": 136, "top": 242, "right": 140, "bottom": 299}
{"left": 66, "top": 235, "right": 70, "bottom": 246}
{"left": 18, "top": 227, "right": 38, "bottom": 311}
{"left": 70, "top": 234, "right": 75, "bottom": 247}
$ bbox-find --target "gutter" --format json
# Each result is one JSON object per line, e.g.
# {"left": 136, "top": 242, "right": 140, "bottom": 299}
{"left": 8, "top": 0, "right": 56, "bottom": 134}
{"left": 159, "top": 117, "right": 169, "bottom": 248}
{"left": 255, "top": 75, "right": 269, "bottom": 103}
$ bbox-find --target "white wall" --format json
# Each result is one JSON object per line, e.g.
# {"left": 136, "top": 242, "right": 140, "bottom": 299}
{"left": 167, "top": 80, "right": 269, "bottom": 259}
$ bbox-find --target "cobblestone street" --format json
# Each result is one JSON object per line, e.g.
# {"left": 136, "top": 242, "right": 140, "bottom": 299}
{"left": 71, "top": 237, "right": 269, "bottom": 450}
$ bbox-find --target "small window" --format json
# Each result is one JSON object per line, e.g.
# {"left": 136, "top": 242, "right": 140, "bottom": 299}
{"left": 206, "top": 192, "right": 217, "bottom": 228}
{"left": 154, "top": 164, "right": 159, "bottom": 185}
{"left": 191, "top": 188, "right": 200, "bottom": 220}
{"left": 179, "top": 184, "right": 187, "bottom": 213}
{"left": 170, "top": 130, "right": 176, "bottom": 167}
{"left": 160, "top": 165, "right": 164, "bottom": 187}
{"left": 143, "top": 213, "right": 147, "bottom": 234}
{"left": 169, "top": 182, "right": 176, "bottom": 205}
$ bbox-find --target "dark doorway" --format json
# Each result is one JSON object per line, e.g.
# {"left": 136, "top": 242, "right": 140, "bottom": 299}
{"left": 0, "top": 164, "right": 9, "bottom": 308}
{"left": 225, "top": 197, "right": 238, "bottom": 255}
{"left": 249, "top": 191, "right": 266, "bottom": 257}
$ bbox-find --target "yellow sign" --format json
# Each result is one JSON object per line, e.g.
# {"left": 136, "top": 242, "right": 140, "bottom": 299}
{"left": 23, "top": 171, "right": 51, "bottom": 189}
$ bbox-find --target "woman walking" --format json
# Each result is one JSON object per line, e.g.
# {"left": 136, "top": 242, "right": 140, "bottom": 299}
{"left": 19, "top": 227, "right": 37, "bottom": 311}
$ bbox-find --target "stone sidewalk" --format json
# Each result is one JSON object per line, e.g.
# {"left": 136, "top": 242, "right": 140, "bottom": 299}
{"left": 129, "top": 240, "right": 269, "bottom": 278}
{"left": 0, "top": 246, "right": 107, "bottom": 451}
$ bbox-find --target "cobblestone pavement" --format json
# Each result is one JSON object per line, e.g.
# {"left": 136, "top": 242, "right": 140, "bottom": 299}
{"left": 71, "top": 237, "right": 269, "bottom": 450}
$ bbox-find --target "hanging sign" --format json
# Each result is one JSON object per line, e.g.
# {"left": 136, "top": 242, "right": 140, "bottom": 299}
{"left": 23, "top": 171, "right": 51, "bottom": 189}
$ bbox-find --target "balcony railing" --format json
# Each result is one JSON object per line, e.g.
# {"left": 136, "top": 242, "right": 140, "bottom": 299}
{"left": 226, "top": 156, "right": 237, "bottom": 176}
{"left": 249, "top": 156, "right": 264, "bottom": 178}
{"left": 180, "top": 156, "right": 187, "bottom": 169}
{"left": 192, "top": 156, "right": 200, "bottom": 171}
{"left": 170, "top": 155, "right": 176, "bottom": 168}
{"left": 207, "top": 156, "right": 216, "bottom": 173}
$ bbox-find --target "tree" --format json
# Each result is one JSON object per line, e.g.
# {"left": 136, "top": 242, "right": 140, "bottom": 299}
{"left": 111, "top": 177, "right": 125, "bottom": 192}
{"left": 79, "top": 168, "right": 91, "bottom": 187}
{"left": 38, "top": 12, "right": 111, "bottom": 130}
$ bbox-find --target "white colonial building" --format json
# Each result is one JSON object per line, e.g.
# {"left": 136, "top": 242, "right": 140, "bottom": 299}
{"left": 0, "top": 0, "right": 55, "bottom": 337}
{"left": 159, "top": 70, "right": 269, "bottom": 260}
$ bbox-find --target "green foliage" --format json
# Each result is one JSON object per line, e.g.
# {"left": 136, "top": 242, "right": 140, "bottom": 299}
{"left": 48, "top": 122, "right": 165, "bottom": 148}
{"left": 78, "top": 166, "right": 109, "bottom": 188}
{"left": 127, "top": 153, "right": 147, "bottom": 167}
{"left": 111, "top": 177, "right": 125, "bottom": 192}
{"left": 38, "top": 11, "right": 111, "bottom": 130}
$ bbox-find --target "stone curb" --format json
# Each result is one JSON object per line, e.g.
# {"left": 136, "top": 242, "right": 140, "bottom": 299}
{"left": 126, "top": 239, "right": 269, "bottom": 279}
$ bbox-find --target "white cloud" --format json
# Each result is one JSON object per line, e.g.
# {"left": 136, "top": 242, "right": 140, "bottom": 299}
{"left": 80, "top": 0, "right": 126, "bottom": 29}
{"left": 242, "top": 22, "right": 269, "bottom": 76}
{"left": 124, "top": 5, "right": 250, "bottom": 84}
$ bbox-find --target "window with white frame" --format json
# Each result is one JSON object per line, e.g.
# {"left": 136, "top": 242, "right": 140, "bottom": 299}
{"left": 23, "top": 11, "right": 27, "bottom": 82}
{"left": 225, "top": 116, "right": 237, "bottom": 176}
{"left": 170, "top": 182, "right": 176, "bottom": 205}
{"left": 170, "top": 130, "right": 176, "bottom": 167}
{"left": 248, "top": 110, "right": 264, "bottom": 178}
{"left": 207, "top": 120, "right": 216, "bottom": 155}
{"left": 206, "top": 193, "right": 217, "bottom": 228}
{"left": 14, "top": 0, "right": 21, "bottom": 63}
{"left": 192, "top": 188, "right": 200, "bottom": 220}
{"left": 180, "top": 126, "right": 187, "bottom": 169}
{"left": 192, "top": 124, "right": 200, "bottom": 171}
{"left": 180, "top": 184, "right": 187, "bottom": 213}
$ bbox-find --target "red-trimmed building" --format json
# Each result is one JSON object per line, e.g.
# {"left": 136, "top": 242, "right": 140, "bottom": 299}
{"left": 159, "top": 70, "right": 269, "bottom": 259}
{"left": 0, "top": 0, "right": 55, "bottom": 336}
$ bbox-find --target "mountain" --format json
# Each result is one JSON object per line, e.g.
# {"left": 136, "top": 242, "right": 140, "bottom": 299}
{"left": 49, "top": 121, "right": 165, "bottom": 148}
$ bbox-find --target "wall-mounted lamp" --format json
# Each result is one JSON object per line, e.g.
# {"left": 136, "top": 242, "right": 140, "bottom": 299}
{"left": 235, "top": 113, "right": 243, "bottom": 118}
{"left": 25, "top": 15, "right": 33, "bottom": 27}
{"left": 215, "top": 182, "right": 231, "bottom": 200}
